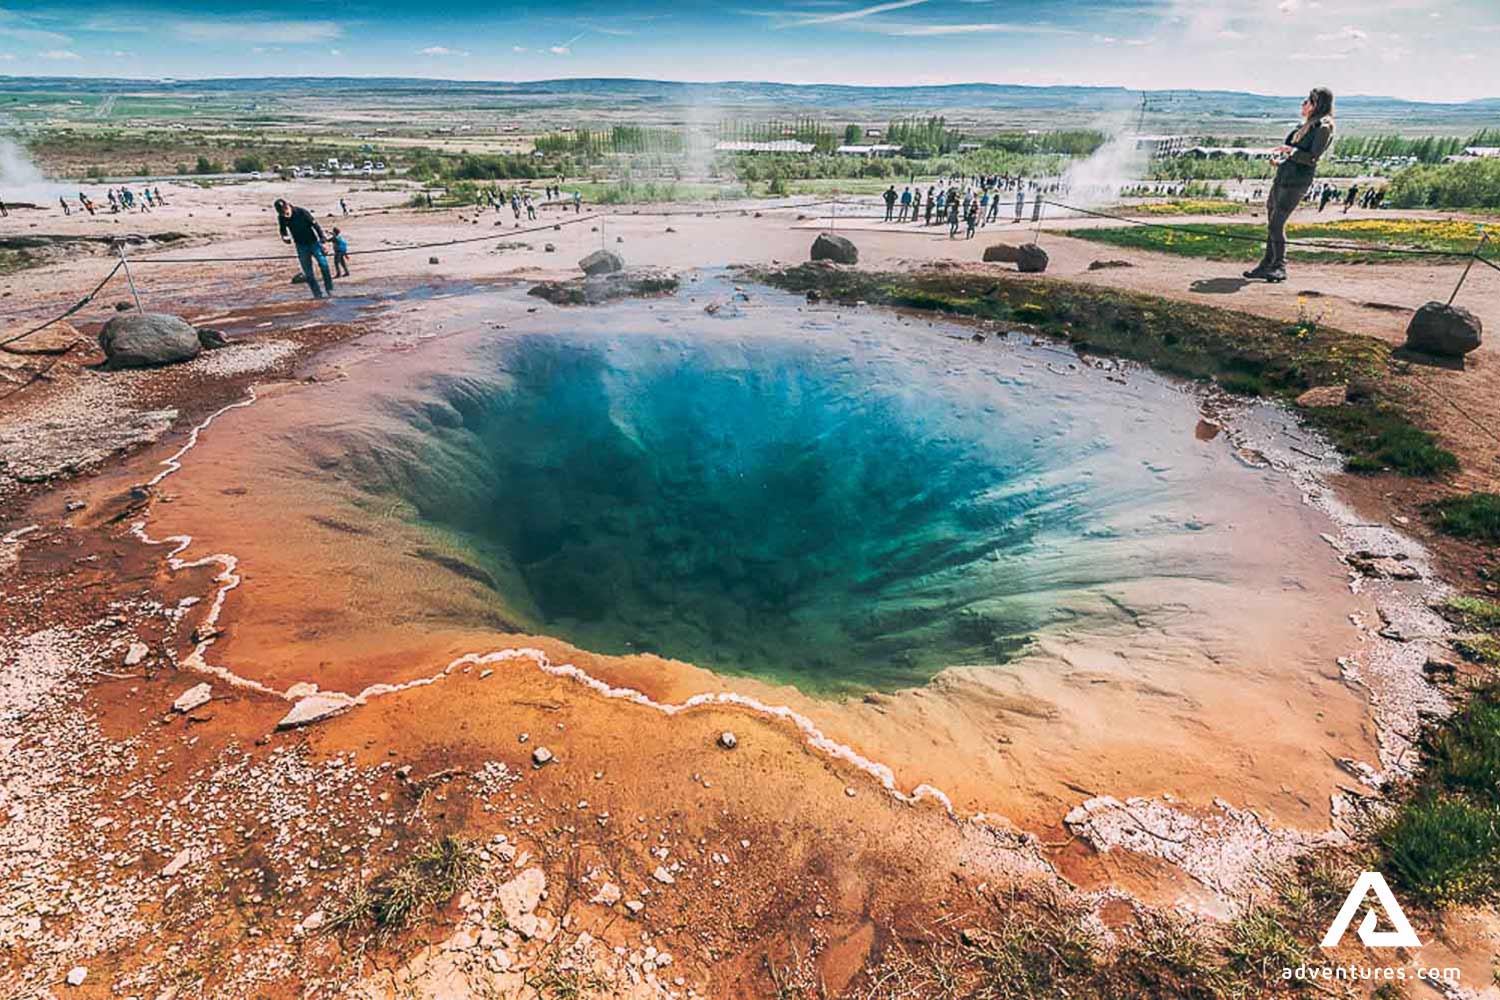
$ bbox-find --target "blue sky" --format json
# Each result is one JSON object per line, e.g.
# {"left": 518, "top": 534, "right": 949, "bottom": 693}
{"left": 1, "top": 0, "right": 1498, "bottom": 102}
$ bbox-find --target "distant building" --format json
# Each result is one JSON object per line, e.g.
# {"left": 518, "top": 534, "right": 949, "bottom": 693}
{"left": 1132, "top": 134, "right": 1192, "bottom": 158}
{"left": 836, "top": 144, "right": 902, "bottom": 158}
{"left": 1463, "top": 146, "right": 1500, "bottom": 158}
{"left": 1182, "top": 145, "right": 1279, "bottom": 160}
{"left": 714, "top": 140, "right": 815, "bottom": 154}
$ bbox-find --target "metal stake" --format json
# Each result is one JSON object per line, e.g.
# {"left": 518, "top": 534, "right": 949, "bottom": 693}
{"left": 1448, "top": 230, "right": 1488, "bottom": 307}
{"left": 115, "top": 243, "right": 143, "bottom": 313}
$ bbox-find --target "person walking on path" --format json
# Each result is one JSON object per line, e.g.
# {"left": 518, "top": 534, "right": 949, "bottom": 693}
{"left": 330, "top": 226, "right": 350, "bottom": 278}
{"left": 1245, "top": 87, "right": 1334, "bottom": 283}
{"left": 883, "top": 185, "right": 897, "bottom": 222}
{"left": 1342, "top": 183, "right": 1358, "bottom": 213}
{"left": 924, "top": 186, "right": 935, "bottom": 225}
{"left": 911, "top": 187, "right": 922, "bottom": 225}
{"left": 275, "top": 198, "right": 334, "bottom": 299}
{"left": 59, "top": 195, "right": 70, "bottom": 216}
{"left": 340, "top": 198, "right": 349, "bottom": 216}
{"left": 1318, "top": 185, "right": 1335, "bottom": 212}
{"left": 0, "top": 197, "right": 7, "bottom": 218}
{"left": 898, "top": 186, "right": 911, "bottom": 222}
{"left": 1013, "top": 186, "right": 1025, "bottom": 223}
{"left": 947, "top": 196, "right": 961, "bottom": 237}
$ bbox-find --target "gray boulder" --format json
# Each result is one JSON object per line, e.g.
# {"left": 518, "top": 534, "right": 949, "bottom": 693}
{"left": 1404, "top": 302, "right": 1482, "bottom": 358}
{"left": 98, "top": 313, "right": 201, "bottom": 370}
{"left": 579, "top": 249, "right": 625, "bottom": 276}
{"left": 810, "top": 233, "right": 858, "bottom": 265}
{"left": 984, "top": 242, "right": 1049, "bottom": 272}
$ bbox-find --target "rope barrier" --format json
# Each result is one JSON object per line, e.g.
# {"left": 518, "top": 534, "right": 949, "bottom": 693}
{"left": 1, "top": 261, "right": 123, "bottom": 352}
{"left": 125, "top": 211, "right": 608, "bottom": 265}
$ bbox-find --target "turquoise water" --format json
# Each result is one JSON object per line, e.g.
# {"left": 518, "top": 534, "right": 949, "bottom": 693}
{"left": 356, "top": 287, "right": 1240, "bottom": 695}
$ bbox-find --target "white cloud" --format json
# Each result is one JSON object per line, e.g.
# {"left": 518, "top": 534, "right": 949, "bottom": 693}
{"left": 329, "top": 48, "right": 342, "bottom": 56}
{"left": 512, "top": 45, "right": 527, "bottom": 52}
{"left": 782, "top": 0, "right": 930, "bottom": 27}
{"left": 0, "top": 24, "right": 70, "bottom": 46}
{"left": 418, "top": 45, "right": 468, "bottom": 56}
{"left": 168, "top": 18, "right": 342, "bottom": 44}
{"left": 37, "top": 48, "right": 80, "bottom": 60}
{"left": 0, "top": 52, "right": 13, "bottom": 61}
{"left": 549, "top": 45, "right": 571, "bottom": 54}
{"left": 883, "top": 21, "right": 1073, "bottom": 37}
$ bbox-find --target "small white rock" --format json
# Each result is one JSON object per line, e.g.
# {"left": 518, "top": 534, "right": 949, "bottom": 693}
{"left": 160, "top": 848, "right": 192, "bottom": 878}
{"left": 717, "top": 731, "right": 737, "bottom": 750}
{"left": 123, "top": 642, "right": 149, "bottom": 666}
{"left": 532, "top": 746, "right": 554, "bottom": 767}
{"left": 652, "top": 866, "right": 675, "bottom": 885}
{"left": 66, "top": 966, "right": 88, "bottom": 986}
{"left": 172, "top": 682, "right": 212, "bottom": 714}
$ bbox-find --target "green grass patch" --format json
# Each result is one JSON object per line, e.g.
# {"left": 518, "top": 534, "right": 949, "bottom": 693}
{"left": 1379, "top": 795, "right": 1500, "bottom": 905}
{"left": 1301, "top": 405, "right": 1458, "bottom": 477}
{"left": 1057, "top": 217, "right": 1494, "bottom": 265}
{"left": 1422, "top": 690, "right": 1500, "bottom": 803}
{"left": 1381, "top": 685, "right": 1500, "bottom": 906}
{"left": 1112, "top": 198, "right": 1243, "bottom": 218}
{"left": 1442, "top": 596, "right": 1500, "bottom": 631}
{"left": 1425, "top": 492, "right": 1500, "bottom": 543}
{"left": 1454, "top": 634, "right": 1500, "bottom": 665}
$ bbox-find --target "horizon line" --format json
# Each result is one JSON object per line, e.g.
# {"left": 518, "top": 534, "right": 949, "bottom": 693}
{"left": 1, "top": 72, "right": 1495, "bottom": 107}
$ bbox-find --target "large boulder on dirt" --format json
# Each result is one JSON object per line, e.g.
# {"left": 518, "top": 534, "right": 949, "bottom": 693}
{"left": 984, "top": 242, "right": 1048, "bottom": 272}
{"left": 1404, "top": 302, "right": 1482, "bottom": 358}
{"left": 579, "top": 249, "right": 625, "bottom": 276}
{"left": 810, "top": 233, "right": 858, "bottom": 265}
{"left": 98, "top": 313, "right": 201, "bottom": 370}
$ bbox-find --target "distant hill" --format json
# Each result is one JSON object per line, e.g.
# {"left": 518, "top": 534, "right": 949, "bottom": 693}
{"left": 2, "top": 76, "right": 1497, "bottom": 134}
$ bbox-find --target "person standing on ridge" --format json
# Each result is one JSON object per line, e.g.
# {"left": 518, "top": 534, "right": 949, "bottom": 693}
{"left": 1245, "top": 87, "right": 1334, "bottom": 283}
{"left": 275, "top": 198, "right": 334, "bottom": 299}
{"left": 883, "top": 185, "right": 897, "bottom": 222}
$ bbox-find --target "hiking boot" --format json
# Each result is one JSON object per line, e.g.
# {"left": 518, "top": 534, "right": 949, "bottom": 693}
{"left": 1243, "top": 264, "right": 1272, "bottom": 279}
{"left": 1263, "top": 268, "right": 1287, "bottom": 283}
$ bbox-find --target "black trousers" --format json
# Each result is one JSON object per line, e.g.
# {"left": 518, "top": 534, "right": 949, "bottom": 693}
{"left": 1261, "top": 171, "right": 1314, "bottom": 271}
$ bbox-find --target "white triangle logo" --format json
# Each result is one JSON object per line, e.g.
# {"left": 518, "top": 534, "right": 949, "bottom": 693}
{"left": 1320, "top": 872, "right": 1421, "bottom": 949}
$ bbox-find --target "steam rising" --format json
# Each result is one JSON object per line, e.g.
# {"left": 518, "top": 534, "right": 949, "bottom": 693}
{"left": 0, "top": 138, "right": 63, "bottom": 202}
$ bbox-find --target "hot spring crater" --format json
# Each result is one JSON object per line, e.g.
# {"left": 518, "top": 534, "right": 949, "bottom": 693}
{"left": 334, "top": 290, "right": 1292, "bottom": 696}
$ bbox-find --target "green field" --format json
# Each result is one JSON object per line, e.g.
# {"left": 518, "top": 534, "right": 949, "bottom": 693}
{"left": 1059, "top": 216, "right": 1495, "bottom": 264}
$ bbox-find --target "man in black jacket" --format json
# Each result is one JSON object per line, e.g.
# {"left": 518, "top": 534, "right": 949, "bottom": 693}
{"left": 275, "top": 198, "right": 333, "bottom": 298}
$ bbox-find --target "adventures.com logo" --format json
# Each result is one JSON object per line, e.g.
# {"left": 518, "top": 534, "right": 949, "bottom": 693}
{"left": 1280, "top": 872, "right": 1461, "bottom": 987}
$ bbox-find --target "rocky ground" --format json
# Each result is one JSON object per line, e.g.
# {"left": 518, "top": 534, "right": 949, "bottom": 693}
{"left": 2, "top": 179, "right": 1499, "bottom": 998}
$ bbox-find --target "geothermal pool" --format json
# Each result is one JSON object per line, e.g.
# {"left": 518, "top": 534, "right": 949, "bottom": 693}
{"left": 380, "top": 315, "right": 1248, "bottom": 693}
{"left": 147, "top": 276, "right": 1377, "bottom": 821}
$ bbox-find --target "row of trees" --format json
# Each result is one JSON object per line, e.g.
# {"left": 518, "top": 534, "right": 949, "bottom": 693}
{"left": 1387, "top": 158, "right": 1500, "bottom": 209}
{"left": 1332, "top": 129, "right": 1500, "bottom": 163}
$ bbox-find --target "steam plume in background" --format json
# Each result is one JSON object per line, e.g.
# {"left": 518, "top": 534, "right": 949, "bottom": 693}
{"left": 0, "top": 137, "right": 65, "bottom": 202}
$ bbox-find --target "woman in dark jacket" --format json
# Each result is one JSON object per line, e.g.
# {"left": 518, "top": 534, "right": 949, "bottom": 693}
{"left": 1246, "top": 87, "right": 1334, "bottom": 283}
